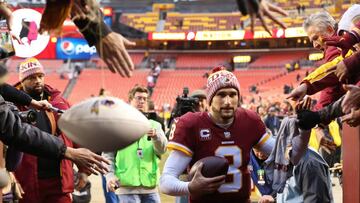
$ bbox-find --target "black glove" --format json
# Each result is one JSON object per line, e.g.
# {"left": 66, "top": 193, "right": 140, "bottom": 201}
{"left": 297, "top": 109, "right": 321, "bottom": 130}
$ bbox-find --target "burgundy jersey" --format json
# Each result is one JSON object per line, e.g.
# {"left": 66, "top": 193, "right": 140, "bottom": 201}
{"left": 168, "top": 108, "right": 270, "bottom": 203}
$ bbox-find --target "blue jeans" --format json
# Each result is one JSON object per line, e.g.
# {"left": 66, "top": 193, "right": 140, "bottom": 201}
{"left": 176, "top": 196, "right": 188, "bottom": 203}
{"left": 118, "top": 193, "right": 160, "bottom": 203}
{"left": 101, "top": 175, "right": 119, "bottom": 203}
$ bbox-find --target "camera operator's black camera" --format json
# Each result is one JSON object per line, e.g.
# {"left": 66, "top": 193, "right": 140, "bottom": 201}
{"left": 18, "top": 109, "right": 37, "bottom": 123}
{"left": 167, "top": 87, "right": 199, "bottom": 128}
{"left": 6, "top": 102, "right": 37, "bottom": 123}
{"left": 172, "top": 87, "right": 199, "bottom": 118}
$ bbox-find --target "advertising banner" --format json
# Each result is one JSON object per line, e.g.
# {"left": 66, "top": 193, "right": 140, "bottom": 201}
{"left": 56, "top": 38, "right": 97, "bottom": 60}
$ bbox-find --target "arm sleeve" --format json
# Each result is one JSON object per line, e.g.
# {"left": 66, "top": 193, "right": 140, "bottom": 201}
{"left": 152, "top": 122, "right": 168, "bottom": 156}
{"left": 160, "top": 150, "right": 192, "bottom": 196}
{"left": 167, "top": 115, "right": 196, "bottom": 157}
{"left": 0, "top": 84, "right": 32, "bottom": 106}
{"left": 73, "top": 13, "right": 112, "bottom": 47}
{"left": 254, "top": 132, "right": 275, "bottom": 156}
{"left": 318, "top": 96, "right": 344, "bottom": 125}
{"left": 102, "top": 152, "right": 117, "bottom": 182}
{"left": 301, "top": 54, "right": 350, "bottom": 95}
{"left": 254, "top": 118, "right": 275, "bottom": 156}
{"left": 5, "top": 147, "right": 23, "bottom": 171}
{"left": 0, "top": 100, "right": 66, "bottom": 159}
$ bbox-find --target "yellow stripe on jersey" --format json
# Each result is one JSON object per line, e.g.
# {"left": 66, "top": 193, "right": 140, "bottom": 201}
{"left": 302, "top": 50, "right": 353, "bottom": 84}
{"left": 254, "top": 133, "right": 271, "bottom": 149}
{"left": 254, "top": 132, "right": 275, "bottom": 155}
{"left": 167, "top": 142, "right": 193, "bottom": 157}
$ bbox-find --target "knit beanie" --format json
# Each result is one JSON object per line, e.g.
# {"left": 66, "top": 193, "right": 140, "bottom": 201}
{"left": 19, "top": 58, "right": 45, "bottom": 81}
{"left": 206, "top": 67, "right": 240, "bottom": 104}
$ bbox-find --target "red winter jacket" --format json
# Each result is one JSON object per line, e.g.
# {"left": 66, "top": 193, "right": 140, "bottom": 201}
{"left": 14, "top": 84, "right": 74, "bottom": 195}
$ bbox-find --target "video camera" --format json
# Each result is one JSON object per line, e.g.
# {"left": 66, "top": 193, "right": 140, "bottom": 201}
{"left": 18, "top": 109, "right": 37, "bottom": 123}
{"left": 6, "top": 102, "right": 37, "bottom": 123}
{"left": 6, "top": 103, "right": 64, "bottom": 124}
{"left": 15, "top": 106, "right": 64, "bottom": 124}
{"left": 168, "top": 87, "right": 199, "bottom": 127}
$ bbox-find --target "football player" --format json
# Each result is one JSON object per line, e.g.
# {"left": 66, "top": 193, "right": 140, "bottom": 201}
{"left": 160, "top": 67, "right": 311, "bottom": 203}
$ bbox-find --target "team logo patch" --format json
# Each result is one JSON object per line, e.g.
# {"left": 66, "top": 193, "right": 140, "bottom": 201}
{"left": 220, "top": 76, "right": 231, "bottom": 85}
{"left": 90, "top": 99, "right": 116, "bottom": 115}
{"left": 199, "top": 129, "right": 211, "bottom": 141}
{"left": 224, "top": 131, "right": 231, "bottom": 139}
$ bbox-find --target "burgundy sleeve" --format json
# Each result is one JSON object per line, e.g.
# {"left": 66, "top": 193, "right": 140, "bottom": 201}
{"left": 167, "top": 114, "right": 196, "bottom": 156}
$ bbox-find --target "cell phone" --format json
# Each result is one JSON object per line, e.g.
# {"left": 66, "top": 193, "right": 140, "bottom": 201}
{"left": 0, "top": 20, "right": 15, "bottom": 60}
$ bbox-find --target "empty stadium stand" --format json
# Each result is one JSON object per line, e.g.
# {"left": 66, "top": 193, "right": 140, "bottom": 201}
{"left": 104, "top": 0, "right": 238, "bottom": 13}
{"left": 68, "top": 69, "right": 148, "bottom": 104}
{"left": 175, "top": 54, "right": 232, "bottom": 69}
{"left": 94, "top": 53, "right": 145, "bottom": 68}
{"left": 249, "top": 52, "right": 307, "bottom": 69}
{"left": 120, "top": 12, "right": 247, "bottom": 32}
{"left": 117, "top": 1, "right": 352, "bottom": 33}
{"left": 66, "top": 68, "right": 290, "bottom": 108}
{"left": 151, "top": 69, "right": 207, "bottom": 107}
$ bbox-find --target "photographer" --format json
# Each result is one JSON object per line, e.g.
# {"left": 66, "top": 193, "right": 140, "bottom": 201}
{"left": 190, "top": 89, "right": 208, "bottom": 113}
{"left": 168, "top": 87, "right": 201, "bottom": 130}
{"left": 0, "top": 66, "right": 109, "bottom": 178}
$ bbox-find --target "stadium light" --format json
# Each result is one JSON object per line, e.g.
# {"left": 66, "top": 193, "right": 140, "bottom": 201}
{"left": 233, "top": 56, "right": 251, "bottom": 63}
{"left": 50, "top": 37, "right": 57, "bottom": 43}
{"left": 102, "top": 7, "right": 113, "bottom": 16}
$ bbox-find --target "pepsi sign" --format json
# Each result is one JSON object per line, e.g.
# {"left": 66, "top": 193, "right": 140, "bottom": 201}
{"left": 56, "top": 38, "right": 97, "bottom": 60}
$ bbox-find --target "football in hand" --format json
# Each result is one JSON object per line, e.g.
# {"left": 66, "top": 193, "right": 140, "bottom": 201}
{"left": 188, "top": 156, "right": 229, "bottom": 180}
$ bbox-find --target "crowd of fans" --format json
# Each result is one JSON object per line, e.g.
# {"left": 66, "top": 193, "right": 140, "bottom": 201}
{"left": 0, "top": 0, "right": 359, "bottom": 203}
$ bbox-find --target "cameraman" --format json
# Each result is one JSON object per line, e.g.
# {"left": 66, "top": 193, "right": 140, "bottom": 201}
{"left": 168, "top": 88, "right": 206, "bottom": 131}
{"left": 190, "top": 89, "right": 208, "bottom": 113}
{"left": 0, "top": 65, "right": 109, "bottom": 178}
